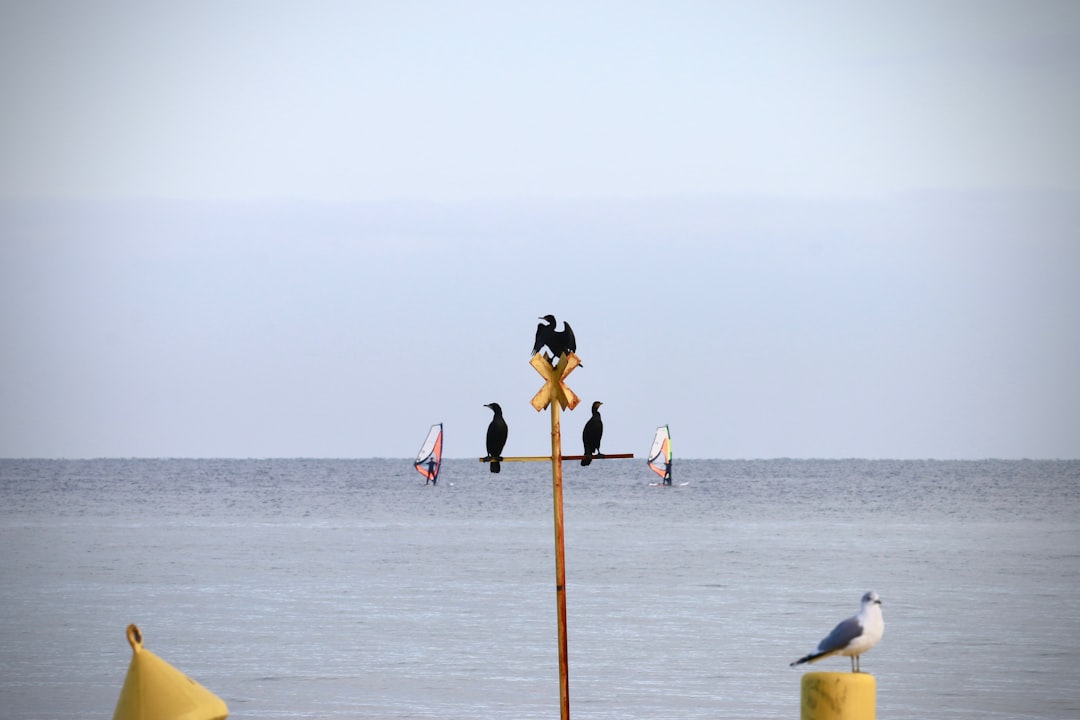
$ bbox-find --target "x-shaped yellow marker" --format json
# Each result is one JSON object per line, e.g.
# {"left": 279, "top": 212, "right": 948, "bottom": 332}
{"left": 530, "top": 352, "right": 581, "bottom": 412}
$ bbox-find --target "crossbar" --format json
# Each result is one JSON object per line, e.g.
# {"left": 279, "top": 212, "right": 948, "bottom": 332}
{"left": 478, "top": 453, "right": 634, "bottom": 463}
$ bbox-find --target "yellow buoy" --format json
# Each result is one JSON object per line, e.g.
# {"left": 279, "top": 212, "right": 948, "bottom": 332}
{"left": 800, "top": 671, "right": 875, "bottom": 720}
{"left": 112, "top": 624, "right": 229, "bottom": 720}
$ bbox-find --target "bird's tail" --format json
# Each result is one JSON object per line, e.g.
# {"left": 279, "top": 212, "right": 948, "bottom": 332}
{"left": 489, "top": 460, "right": 501, "bottom": 473}
{"left": 581, "top": 454, "right": 592, "bottom": 466}
{"left": 789, "top": 651, "right": 825, "bottom": 668}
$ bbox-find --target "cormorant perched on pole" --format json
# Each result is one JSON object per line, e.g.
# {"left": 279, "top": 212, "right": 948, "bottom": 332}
{"left": 532, "top": 314, "right": 576, "bottom": 366}
{"left": 484, "top": 403, "right": 508, "bottom": 473}
{"left": 581, "top": 401, "right": 603, "bottom": 466}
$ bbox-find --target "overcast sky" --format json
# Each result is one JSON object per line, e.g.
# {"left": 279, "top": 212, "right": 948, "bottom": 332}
{"left": 2, "top": 1, "right": 1078, "bottom": 459}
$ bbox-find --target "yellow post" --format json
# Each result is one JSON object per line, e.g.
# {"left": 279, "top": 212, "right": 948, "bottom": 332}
{"left": 800, "top": 671, "right": 875, "bottom": 720}
{"left": 550, "top": 394, "right": 570, "bottom": 720}
{"left": 113, "top": 624, "right": 229, "bottom": 720}
{"left": 529, "top": 351, "right": 580, "bottom": 720}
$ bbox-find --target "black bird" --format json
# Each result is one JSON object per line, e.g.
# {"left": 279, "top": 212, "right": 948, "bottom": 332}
{"left": 532, "top": 314, "right": 577, "bottom": 365}
{"left": 581, "top": 401, "right": 603, "bottom": 466}
{"left": 484, "top": 402, "right": 508, "bottom": 473}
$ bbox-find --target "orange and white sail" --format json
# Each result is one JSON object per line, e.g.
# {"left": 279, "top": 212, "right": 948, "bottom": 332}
{"left": 414, "top": 423, "right": 443, "bottom": 483}
{"left": 647, "top": 425, "right": 672, "bottom": 482}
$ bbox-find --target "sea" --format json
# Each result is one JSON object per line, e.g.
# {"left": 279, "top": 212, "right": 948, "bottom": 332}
{"left": 1, "top": 458, "right": 1078, "bottom": 720}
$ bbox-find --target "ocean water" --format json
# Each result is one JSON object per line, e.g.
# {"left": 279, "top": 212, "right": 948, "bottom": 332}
{"left": 1, "top": 458, "right": 1078, "bottom": 720}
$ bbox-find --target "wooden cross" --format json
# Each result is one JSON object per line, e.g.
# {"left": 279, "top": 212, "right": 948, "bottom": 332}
{"left": 530, "top": 352, "right": 581, "bottom": 412}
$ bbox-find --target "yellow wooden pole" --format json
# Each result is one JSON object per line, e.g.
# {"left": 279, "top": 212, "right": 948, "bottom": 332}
{"left": 550, "top": 394, "right": 571, "bottom": 720}
{"left": 800, "top": 671, "right": 876, "bottom": 720}
{"left": 528, "top": 351, "right": 581, "bottom": 720}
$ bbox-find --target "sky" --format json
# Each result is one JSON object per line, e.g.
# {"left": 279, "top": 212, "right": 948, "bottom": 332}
{"left": 1, "top": 1, "right": 1078, "bottom": 459}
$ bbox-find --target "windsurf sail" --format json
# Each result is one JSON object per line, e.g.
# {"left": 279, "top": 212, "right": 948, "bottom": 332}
{"left": 414, "top": 423, "right": 443, "bottom": 484}
{"left": 647, "top": 425, "right": 672, "bottom": 484}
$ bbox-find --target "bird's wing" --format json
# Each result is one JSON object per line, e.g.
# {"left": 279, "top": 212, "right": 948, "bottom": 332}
{"left": 532, "top": 323, "right": 546, "bottom": 354}
{"left": 817, "top": 616, "right": 864, "bottom": 654}
{"left": 486, "top": 421, "right": 507, "bottom": 454}
{"left": 563, "top": 322, "right": 576, "bottom": 353}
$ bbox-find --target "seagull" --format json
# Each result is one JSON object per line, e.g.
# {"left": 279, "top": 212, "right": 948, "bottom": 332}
{"left": 532, "top": 314, "right": 576, "bottom": 365}
{"left": 790, "top": 591, "right": 884, "bottom": 673}
{"left": 483, "top": 403, "right": 508, "bottom": 474}
{"left": 581, "top": 401, "right": 603, "bottom": 466}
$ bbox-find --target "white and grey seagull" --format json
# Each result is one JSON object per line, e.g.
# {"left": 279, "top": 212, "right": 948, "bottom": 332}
{"left": 790, "top": 591, "right": 884, "bottom": 673}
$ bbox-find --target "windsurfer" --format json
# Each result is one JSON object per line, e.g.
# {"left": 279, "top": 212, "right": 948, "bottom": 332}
{"left": 415, "top": 423, "right": 443, "bottom": 485}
